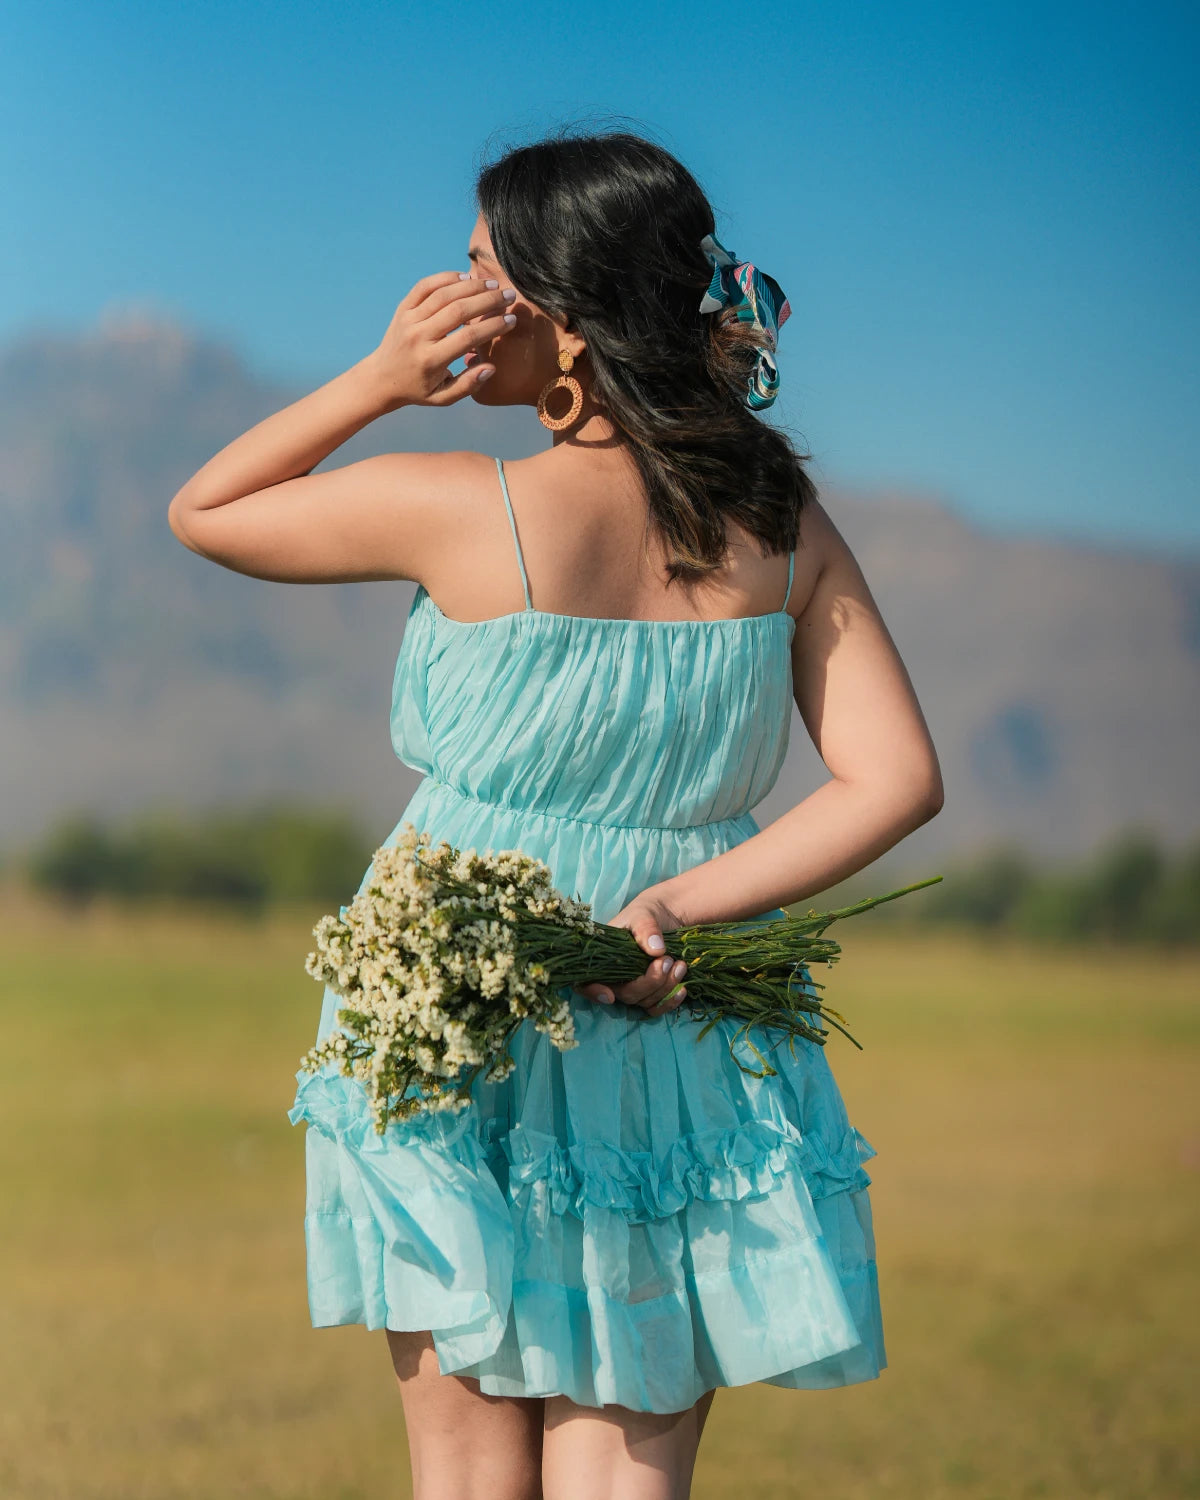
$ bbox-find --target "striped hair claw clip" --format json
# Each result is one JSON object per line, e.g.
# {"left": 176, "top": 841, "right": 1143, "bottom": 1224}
{"left": 698, "top": 231, "right": 792, "bottom": 410}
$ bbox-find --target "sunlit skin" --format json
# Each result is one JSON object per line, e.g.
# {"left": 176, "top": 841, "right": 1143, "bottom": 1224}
{"left": 165, "top": 211, "right": 943, "bottom": 1498}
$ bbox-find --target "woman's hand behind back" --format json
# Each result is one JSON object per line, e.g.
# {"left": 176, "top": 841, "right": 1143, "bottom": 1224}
{"left": 574, "top": 890, "right": 689, "bottom": 1019}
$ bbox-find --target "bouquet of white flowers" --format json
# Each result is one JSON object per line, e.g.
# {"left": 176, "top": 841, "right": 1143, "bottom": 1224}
{"left": 298, "top": 822, "right": 940, "bottom": 1134}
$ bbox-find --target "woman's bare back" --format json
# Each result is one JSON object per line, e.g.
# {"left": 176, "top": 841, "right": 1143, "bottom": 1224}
{"left": 417, "top": 446, "right": 820, "bottom": 628}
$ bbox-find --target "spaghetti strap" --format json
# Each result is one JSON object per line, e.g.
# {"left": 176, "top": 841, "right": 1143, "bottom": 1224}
{"left": 782, "top": 547, "right": 796, "bottom": 612}
{"left": 495, "top": 457, "right": 533, "bottom": 612}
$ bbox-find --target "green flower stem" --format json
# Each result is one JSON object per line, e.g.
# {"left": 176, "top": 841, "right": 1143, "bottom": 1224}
{"left": 507, "top": 874, "right": 943, "bottom": 1071}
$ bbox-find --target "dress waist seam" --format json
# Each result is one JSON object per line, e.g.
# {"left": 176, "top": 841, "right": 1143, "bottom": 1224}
{"left": 420, "top": 775, "right": 754, "bottom": 835}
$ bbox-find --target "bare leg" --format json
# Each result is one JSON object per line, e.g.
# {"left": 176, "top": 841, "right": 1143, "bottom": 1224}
{"left": 542, "top": 1388, "right": 718, "bottom": 1500}
{"left": 386, "top": 1328, "right": 545, "bottom": 1500}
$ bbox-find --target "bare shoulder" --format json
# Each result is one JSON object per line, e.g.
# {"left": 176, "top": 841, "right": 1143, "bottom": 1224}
{"left": 360, "top": 447, "right": 504, "bottom": 580}
{"left": 785, "top": 492, "right": 943, "bottom": 813}
{"left": 788, "top": 491, "right": 914, "bottom": 717}
{"left": 391, "top": 448, "right": 534, "bottom": 616}
{"left": 370, "top": 447, "right": 497, "bottom": 516}
{"left": 785, "top": 494, "right": 867, "bottom": 621}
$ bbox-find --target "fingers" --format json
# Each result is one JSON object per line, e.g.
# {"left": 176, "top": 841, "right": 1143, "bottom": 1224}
{"left": 421, "top": 358, "right": 496, "bottom": 407}
{"left": 576, "top": 981, "right": 616, "bottom": 1006}
{"left": 398, "top": 270, "right": 473, "bottom": 312}
{"left": 383, "top": 273, "right": 519, "bottom": 408}
{"left": 417, "top": 277, "right": 514, "bottom": 332}
{"left": 576, "top": 953, "right": 688, "bottom": 1013}
{"left": 609, "top": 910, "right": 687, "bottom": 1015}
{"left": 414, "top": 280, "right": 510, "bottom": 330}
{"left": 437, "top": 312, "right": 517, "bottom": 366}
{"left": 643, "top": 980, "right": 688, "bottom": 1019}
{"left": 629, "top": 912, "right": 668, "bottom": 959}
{"left": 437, "top": 307, "right": 518, "bottom": 358}
{"left": 420, "top": 282, "right": 518, "bottom": 365}
{"left": 574, "top": 903, "right": 688, "bottom": 1015}
{"left": 616, "top": 953, "right": 688, "bottom": 1012}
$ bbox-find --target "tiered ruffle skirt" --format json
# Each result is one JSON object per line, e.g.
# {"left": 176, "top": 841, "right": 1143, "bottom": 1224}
{"left": 288, "top": 953, "right": 885, "bottom": 1412}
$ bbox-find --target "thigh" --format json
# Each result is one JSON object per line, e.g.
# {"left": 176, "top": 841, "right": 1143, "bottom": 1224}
{"left": 542, "top": 1387, "right": 718, "bottom": 1500}
{"left": 385, "top": 1328, "right": 545, "bottom": 1500}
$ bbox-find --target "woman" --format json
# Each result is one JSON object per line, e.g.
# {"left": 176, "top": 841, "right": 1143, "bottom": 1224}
{"left": 169, "top": 129, "right": 943, "bottom": 1500}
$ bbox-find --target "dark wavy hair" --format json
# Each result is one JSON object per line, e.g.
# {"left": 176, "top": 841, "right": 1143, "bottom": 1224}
{"left": 475, "top": 126, "right": 818, "bottom": 581}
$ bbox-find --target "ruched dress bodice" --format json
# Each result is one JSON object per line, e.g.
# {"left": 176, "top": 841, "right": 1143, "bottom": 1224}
{"left": 394, "top": 585, "right": 795, "bottom": 828}
{"left": 389, "top": 582, "right": 796, "bottom": 923}
{"left": 287, "top": 456, "right": 886, "bottom": 1411}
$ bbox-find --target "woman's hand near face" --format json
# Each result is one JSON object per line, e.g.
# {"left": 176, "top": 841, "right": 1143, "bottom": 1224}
{"left": 366, "top": 270, "right": 517, "bottom": 412}
{"left": 574, "top": 889, "right": 690, "bottom": 1019}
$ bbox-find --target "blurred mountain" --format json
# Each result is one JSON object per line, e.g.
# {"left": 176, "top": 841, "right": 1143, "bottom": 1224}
{"left": 2, "top": 310, "right": 1197, "bottom": 866}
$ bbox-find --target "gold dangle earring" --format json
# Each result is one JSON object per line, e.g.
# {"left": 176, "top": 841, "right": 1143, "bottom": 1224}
{"left": 536, "top": 348, "right": 584, "bottom": 431}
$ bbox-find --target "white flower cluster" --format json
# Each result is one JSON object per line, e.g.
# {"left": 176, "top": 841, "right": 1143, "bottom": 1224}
{"left": 298, "top": 823, "right": 597, "bottom": 1133}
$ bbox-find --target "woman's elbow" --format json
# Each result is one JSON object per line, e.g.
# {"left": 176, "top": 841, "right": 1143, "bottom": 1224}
{"left": 882, "top": 757, "right": 944, "bottom": 828}
{"left": 914, "top": 761, "right": 945, "bottom": 823}
{"left": 167, "top": 494, "right": 202, "bottom": 554}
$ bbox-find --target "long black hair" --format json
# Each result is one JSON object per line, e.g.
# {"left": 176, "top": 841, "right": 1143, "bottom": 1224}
{"left": 475, "top": 126, "right": 818, "bottom": 581}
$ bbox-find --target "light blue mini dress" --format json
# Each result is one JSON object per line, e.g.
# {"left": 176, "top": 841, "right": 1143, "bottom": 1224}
{"left": 287, "top": 456, "right": 886, "bottom": 1412}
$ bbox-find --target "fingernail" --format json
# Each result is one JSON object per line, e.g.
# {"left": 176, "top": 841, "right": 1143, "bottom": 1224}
{"left": 674, "top": 962, "right": 686, "bottom": 980}
{"left": 599, "top": 990, "right": 613, "bottom": 1004}
{"left": 485, "top": 278, "right": 499, "bottom": 288}
{"left": 503, "top": 312, "right": 517, "bottom": 325}
{"left": 647, "top": 935, "right": 665, "bottom": 952}
{"left": 665, "top": 982, "right": 684, "bottom": 1002}
{"left": 458, "top": 272, "right": 472, "bottom": 280}
{"left": 475, "top": 366, "right": 494, "bottom": 382}
{"left": 501, "top": 288, "right": 517, "bottom": 302}
{"left": 661, "top": 957, "right": 672, "bottom": 974}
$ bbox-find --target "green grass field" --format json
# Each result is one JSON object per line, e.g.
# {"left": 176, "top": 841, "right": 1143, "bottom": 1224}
{"left": 1, "top": 883, "right": 1196, "bottom": 1499}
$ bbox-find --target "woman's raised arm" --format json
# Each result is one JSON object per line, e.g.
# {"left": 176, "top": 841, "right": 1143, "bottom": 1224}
{"left": 166, "top": 271, "right": 514, "bottom": 582}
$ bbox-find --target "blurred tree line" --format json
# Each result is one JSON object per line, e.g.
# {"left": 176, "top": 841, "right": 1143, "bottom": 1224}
{"left": 885, "top": 826, "right": 1199, "bottom": 948}
{"left": 6, "top": 809, "right": 1199, "bottom": 947}
{"left": 11, "top": 801, "right": 375, "bottom": 915}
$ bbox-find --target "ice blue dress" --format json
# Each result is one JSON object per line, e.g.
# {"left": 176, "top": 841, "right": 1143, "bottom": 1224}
{"left": 287, "top": 456, "right": 886, "bottom": 1412}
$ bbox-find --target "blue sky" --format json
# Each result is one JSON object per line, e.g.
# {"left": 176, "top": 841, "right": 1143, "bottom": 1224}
{"left": 3, "top": 0, "right": 1196, "bottom": 553}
